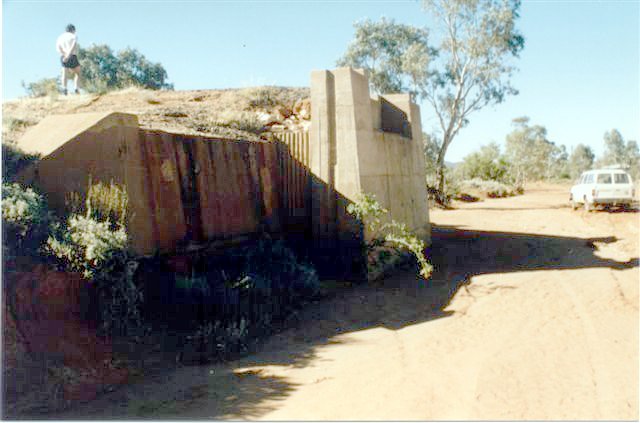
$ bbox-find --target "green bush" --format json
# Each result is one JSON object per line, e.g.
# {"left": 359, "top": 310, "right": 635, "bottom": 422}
{"left": 457, "top": 142, "right": 510, "bottom": 184}
{"left": 46, "top": 179, "right": 142, "bottom": 336}
{"left": 79, "top": 44, "right": 173, "bottom": 93}
{"left": 45, "top": 214, "right": 127, "bottom": 279}
{"left": 458, "top": 178, "right": 519, "bottom": 198}
{"left": 347, "top": 193, "right": 432, "bottom": 280}
{"left": 170, "top": 239, "right": 320, "bottom": 363}
{"left": 1, "top": 183, "right": 51, "bottom": 259}
{"left": 242, "top": 238, "right": 320, "bottom": 303}
{"left": 185, "top": 319, "right": 250, "bottom": 362}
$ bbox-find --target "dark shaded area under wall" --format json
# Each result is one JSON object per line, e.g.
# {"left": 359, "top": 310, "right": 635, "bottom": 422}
{"left": 39, "top": 223, "right": 639, "bottom": 420}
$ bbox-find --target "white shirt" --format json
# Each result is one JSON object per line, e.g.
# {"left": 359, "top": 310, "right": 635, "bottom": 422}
{"left": 56, "top": 31, "right": 78, "bottom": 56}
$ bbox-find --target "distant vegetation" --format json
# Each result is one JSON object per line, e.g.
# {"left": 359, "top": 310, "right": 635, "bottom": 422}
{"left": 21, "top": 78, "right": 61, "bottom": 99}
{"left": 23, "top": 44, "right": 172, "bottom": 97}
{"left": 79, "top": 45, "right": 173, "bottom": 93}
{"left": 426, "top": 119, "right": 639, "bottom": 204}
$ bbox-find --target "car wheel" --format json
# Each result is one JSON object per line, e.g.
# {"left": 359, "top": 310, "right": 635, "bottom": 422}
{"left": 571, "top": 197, "right": 578, "bottom": 210}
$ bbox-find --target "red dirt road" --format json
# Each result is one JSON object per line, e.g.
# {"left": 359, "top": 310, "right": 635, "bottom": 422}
{"left": 55, "top": 184, "right": 639, "bottom": 420}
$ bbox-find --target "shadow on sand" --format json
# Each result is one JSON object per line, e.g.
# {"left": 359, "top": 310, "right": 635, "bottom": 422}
{"left": 48, "top": 224, "right": 638, "bottom": 420}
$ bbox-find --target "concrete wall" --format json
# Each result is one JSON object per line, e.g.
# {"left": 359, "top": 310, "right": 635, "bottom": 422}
{"left": 310, "top": 67, "right": 430, "bottom": 244}
{"left": 16, "top": 112, "right": 137, "bottom": 214}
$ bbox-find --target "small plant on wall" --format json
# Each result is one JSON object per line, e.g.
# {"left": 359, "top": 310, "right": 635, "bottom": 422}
{"left": 347, "top": 193, "right": 432, "bottom": 281}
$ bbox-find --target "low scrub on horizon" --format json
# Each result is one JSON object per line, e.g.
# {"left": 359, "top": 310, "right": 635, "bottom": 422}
{"left": 457, "top": 178, "right": 522, "bottom": 199}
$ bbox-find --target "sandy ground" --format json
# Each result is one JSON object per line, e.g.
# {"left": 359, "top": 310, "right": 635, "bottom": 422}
{"left": 54, "top": 184, "right": 639, "bottom": 420}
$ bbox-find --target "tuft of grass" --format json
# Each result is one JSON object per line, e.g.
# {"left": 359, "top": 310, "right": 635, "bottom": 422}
{"left": 245, "top": 87, "right": 279, "bottom": 110}
{"left": 3, "top": 117, "right": 37, "bottom": 133}
{"left": 213, "top": 111, "right": 265, "bottom": 135}
{"left": 21, "top": 78, "right": 61, "bottom": 99}
{"left": 242, "top": 86, "right": 309, "bottom": 112}
{"left": 65, "top": 176, "right": 128, "bottom": 225}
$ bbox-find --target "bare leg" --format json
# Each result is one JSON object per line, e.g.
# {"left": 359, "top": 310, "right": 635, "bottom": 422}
{"left": 72, "top": 68, "right": 81, "bottom": 93}
{"left": 61, "top": 68, "right": 68, "bottom": 94}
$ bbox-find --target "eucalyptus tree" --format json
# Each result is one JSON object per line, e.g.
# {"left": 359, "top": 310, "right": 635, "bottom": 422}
{"left": 600, "top": 129, "right": 628, "bottom": 167}
{"left": 421, "top": 0, "right": 525, "bottom": 201}
{"left": 337, "top": 18, "right": 435, "bottom": 97}
{"left": 568, "top": 144, "right": 595, "bottom": 180}
{"left": 504, "top": 117, "right": 566, "bottom": 187}
{"left": 78, "top": 44, "right": 173, "bottom": 93}
{"left": 337, "top": 1, "right": 524, "bottom": 203}
{"left": 598, "top": 129, "right": 640, "bottom": 178}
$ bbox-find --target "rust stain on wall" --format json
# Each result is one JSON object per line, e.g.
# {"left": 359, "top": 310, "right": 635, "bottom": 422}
{"left": 16, "top": 113, "right": 357, "bottom": 277}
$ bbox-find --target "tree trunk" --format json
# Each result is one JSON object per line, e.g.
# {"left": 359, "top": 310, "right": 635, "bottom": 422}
{"left": 435, "top": 136, "right": 451, "bottom": 205}
{"left": 436, "top": 148, "right": 448, "bottom": 206}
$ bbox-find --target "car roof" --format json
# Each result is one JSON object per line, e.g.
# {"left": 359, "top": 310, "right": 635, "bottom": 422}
{"left": 583, "top": 168, "right": 630, "bottom": 174}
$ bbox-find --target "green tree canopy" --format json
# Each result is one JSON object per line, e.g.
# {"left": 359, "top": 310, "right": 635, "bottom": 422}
{"left": 338, "top": 2, "right": 525, "bottom": 204}
{"left": 337, "top": 18, "right": 435, "bottom": 96}
{"left": 504, "top": 117, "right": 566, "bottom": 187}
{"left": 598, "top": 129, "right": 640, "bottom": 178}
{"left": 458, "top": 142, "right": 509, "bottom": 182}
{"left": 568, "top": 144, "right": 595, "bottom": 180}
{"left": 600, "top": 129, "right": 628, "bottom": 167}
{"left": 423, "top": 132, "right": 442, "bottom": 187}
{"left": 422, "top": 0, "right": 525, "bottom": 201}
{"left": 78, "top": 44, "right": 173, "bottom": 93}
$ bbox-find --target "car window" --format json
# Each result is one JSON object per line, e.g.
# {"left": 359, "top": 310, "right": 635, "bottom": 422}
{"left": 584, "top": 174, "right": 594, "bottom": 183}
{"left": 614, "top": 173, "right": 629, "bottom": 184}
{"left": 597, "top": 173, "right": 612, "bottom": 184}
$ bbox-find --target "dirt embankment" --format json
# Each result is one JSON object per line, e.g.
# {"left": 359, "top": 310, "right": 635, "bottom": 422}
{"left": 2, "top": 86, "right": 310, "bottom": 145}
{"left": 48, "top": 184, "right": 640, "bottom": 420}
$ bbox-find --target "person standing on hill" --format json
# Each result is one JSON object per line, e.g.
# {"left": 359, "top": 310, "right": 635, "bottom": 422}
{"left": 56, "top": 24, "right": 81, "bottom": 95}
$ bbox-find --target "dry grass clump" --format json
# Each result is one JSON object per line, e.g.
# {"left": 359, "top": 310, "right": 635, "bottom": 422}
{"left": 458, "top": 178, "right": 521, "bottom": 199}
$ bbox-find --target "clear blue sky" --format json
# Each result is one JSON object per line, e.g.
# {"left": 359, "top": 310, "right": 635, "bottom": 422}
{"left": 2, "top": 0, "right": 639, "bottom": 162}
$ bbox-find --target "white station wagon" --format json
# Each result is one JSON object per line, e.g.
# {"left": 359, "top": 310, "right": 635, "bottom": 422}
{"left": 570, "top": 168, "right": 635, "bottom": 211}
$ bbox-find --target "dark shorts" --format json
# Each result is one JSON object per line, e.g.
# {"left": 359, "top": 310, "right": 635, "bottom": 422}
{"left": 61, "top": 54, "right": 80, "bottom": 69}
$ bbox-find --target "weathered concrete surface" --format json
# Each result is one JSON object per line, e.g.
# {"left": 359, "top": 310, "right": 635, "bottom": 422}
{"left": 310, "top": 67, "right": 430, "bottom": 244}
{"left": 16, "top": 112, "right": 137, "bottom": 157}
{"left": 16, "top": 112, "right": 138, "bottom": 216}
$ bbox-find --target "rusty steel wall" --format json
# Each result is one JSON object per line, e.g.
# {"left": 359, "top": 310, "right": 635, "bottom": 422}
{"left": 274, "top": 131, "right": 312, "bottom": 236}
{"left": 135, "top": 130, "right": 286, "bottom": 254}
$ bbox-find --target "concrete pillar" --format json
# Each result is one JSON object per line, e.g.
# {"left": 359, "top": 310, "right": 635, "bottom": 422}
{"left": 379, "top": 94, "right": 430, "bottom": 242}
{"left": 309, "top": 70, "right": 339, "bottom": 274}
